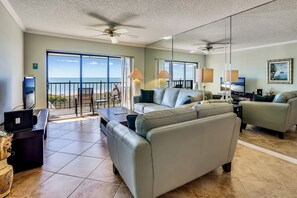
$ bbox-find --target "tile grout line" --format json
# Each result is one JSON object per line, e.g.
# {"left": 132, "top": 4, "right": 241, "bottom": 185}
{"left": 238, "top": 140, "right": 297, "bottom": 165}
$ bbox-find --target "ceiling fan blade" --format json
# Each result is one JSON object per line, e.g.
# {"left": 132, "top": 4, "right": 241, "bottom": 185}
{"left": 110, "top": 36, "right": 118, "bottom": 44}
{"left": 213, "top": 47, "right": 226, "bottom": 50}
{"left": 114, "top": 13, "right": 138, "bottom": 25}
{"left": 114, "top": 28, "right": 128, "bottom": 34}
{"left": 87, "top": 12, "right": 114, "bottom": 24}
{"left": 121, "top": 33, "right": 139, "bottom": 38}
{"left": 86, "top": 27, "right": 105, "bottom": 32}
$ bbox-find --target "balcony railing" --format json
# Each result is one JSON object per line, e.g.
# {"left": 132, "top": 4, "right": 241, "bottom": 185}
{"left": 168, "top": 80, "right": 193, "bottom": 89}
{"left": 48, "top": 81, "right": 122, "bottom": 109}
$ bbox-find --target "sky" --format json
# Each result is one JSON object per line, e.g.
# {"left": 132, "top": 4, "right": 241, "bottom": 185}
{"left": 48, "top": 55, "right": 122, "bottom": 78}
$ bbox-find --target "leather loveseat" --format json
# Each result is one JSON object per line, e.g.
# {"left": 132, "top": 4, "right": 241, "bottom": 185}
{"left": 240, "top": 90, "right": 297, "bottom": 139}
{"left": 106, "top": 103, "right": 241, "bottom": 198}
{"left": 133, "top": 88, "right": 213, "bottom": 114}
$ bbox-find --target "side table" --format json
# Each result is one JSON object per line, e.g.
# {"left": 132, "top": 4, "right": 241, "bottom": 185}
{"left": 233, "top": 104, "right": 243, "bottom": 132}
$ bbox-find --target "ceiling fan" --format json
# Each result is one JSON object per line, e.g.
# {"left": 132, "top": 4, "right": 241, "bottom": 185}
{"left": 191, "top": 40, "right": 229, "bottom": 54}
{"left": 86, "top": 12, "right": 142, "bottom": 44}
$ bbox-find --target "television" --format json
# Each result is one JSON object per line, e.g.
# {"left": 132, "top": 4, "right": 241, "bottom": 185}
{"left": 220, "top": 77, "right": 245, "bottom": 93}
{"left": 23, "top": 77, "right": 36, "bottom": 109}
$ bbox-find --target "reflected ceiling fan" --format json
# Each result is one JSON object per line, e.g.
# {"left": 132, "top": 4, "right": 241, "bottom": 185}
{"left": 191, "top": 40, "right": 229, "bottom": 54}
{"left": 86, "top": 12, "right": 142, "bottom": 44}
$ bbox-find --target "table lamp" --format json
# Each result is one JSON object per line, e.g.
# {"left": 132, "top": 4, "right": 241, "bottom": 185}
{"left": 128, "top": 68, "right": 144, "bottom": 95}
{"left": 196, "top": 68, "right": 213, "bottom": 102}
{"left": 158, "top": 70, "right": 170, "bottom": 88}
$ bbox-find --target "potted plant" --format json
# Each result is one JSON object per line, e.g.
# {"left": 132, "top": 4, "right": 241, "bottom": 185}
{"left": 0, "top": 131, "right": 13, "bottom": 197}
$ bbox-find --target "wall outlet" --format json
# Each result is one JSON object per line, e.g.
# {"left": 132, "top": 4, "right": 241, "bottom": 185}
{"left": 15, "top": 118, "right": 21, "bottom": 124}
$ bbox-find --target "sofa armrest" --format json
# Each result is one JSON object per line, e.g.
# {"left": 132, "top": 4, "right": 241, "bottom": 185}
{"left": 106, "top": 121, "right": 153, "bottom": 198}
{"left": 133, "top": 96, "right": 140, "bottom": 105}
{"left": 239, "top": 101, "right": 290, "bottom": 132}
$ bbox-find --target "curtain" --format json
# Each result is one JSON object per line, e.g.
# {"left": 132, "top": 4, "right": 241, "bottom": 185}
{"left": 121, "top": 57, "right": 134, "bottom": 109}
{"left": 155, "top": 59, "right": 166, "bottom": 88}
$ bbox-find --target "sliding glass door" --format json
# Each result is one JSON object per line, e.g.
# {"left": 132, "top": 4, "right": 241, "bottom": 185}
{"left": 47, "top": 52, "right": 131, "bottom": 120}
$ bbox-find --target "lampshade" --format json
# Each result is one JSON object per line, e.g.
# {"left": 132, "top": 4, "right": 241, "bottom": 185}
{"left": 158, "top": 70, "right": 171, "bottom": 78}
{"left": 128, "top": 68, "right": 144, "bottom": 79}
{"left": 225, "top": 70, "right": 238, "bottom": 82}
{"left": 196, "top": 68, "right": 213, "bottom": 83}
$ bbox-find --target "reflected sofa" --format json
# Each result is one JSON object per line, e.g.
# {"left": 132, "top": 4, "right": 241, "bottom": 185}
{"left": 106, "top": 103, "right": 241, "bottom": 198}
{"left": 133, "top": 88, "right": 213, "bottom": 114}
{"left": 240, "top": 90, "right": 297, "bottom": 139}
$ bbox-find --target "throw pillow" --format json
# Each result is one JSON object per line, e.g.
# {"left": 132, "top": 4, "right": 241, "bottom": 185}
{"left": 180, "top": 96, "right": 192, "bottom": 105}
{"left": 253, "top": 94, "right": 275, "bottom": 102}
{"left": 140, "top": 89, "right": 154, "bottom": 103}
{"left": 189, "top": 94, "right": 203, "bottom": 102}
{"left": 126, "top": 114, "right": 138, "bottom": 131}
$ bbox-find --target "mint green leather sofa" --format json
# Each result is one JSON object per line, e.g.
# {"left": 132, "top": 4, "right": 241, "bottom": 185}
{"left": 133, "top": 88, "right": 213, "bottom": 114}
{"left": 106, "top": 103, "right": 241, "bottom": 198}
{"left": 240, "top": 90, "right": 297, "bottom": 139}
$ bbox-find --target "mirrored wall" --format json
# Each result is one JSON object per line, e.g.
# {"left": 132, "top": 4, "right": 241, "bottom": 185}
{"left": 145, "top": 0, "right": 297, "bottom": 159}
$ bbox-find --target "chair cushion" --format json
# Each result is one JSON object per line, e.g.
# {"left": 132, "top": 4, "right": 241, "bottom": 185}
{"left": 273, "top": 91, "right": 297, "bottom": 103}
{"left": 135, "top": 108, "right": 197, "bottom": 137}
{"left": 126, "top": 114, "right": 138, "bottom": 131}
{"left": 192, "top": 103, "right": 233, "bottom": 119}
{"left": 253, "top": 94, "right": 275, "bottom": 102}
{"left": 161, "top": 88, "right": 180, "bottom": 107}
{"left": 143, "top": 104, "right": 171, "bottom": 113}
{"left": 153, "top": 88, "right": 166, "bottom": 104}
{"left": 140, "top": 90, "right": 154, "bottom": 103}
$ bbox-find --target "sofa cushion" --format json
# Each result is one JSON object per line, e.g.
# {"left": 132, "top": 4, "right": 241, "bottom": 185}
{"left": 153, "top": 88, "right": 166, "bottom": 104}
{"left": 143, "top": 104, "right": 171, "bottom": 113}
{"left": 175, "top": 89, "right": 203, "bottom": 107}
{"left": 180, "top": 96, "right": 192, "bottom": 105}
{"left": 126, "top": 114, "right": 138, "bottom": 131}
{"left": 134, "top": 103, "right": 152, "bottom": 113}
{"left": 273, "top": 91, "right": 297, "bottom": 103}
{"left": 135, "top": 108, "right": 197, "bottom": 137}
{"left": 192, "top": 103, "right": 233, "bottom": 118}
{"left": 140, "top": 90, "right": 154, "bottom": 103}
{"left": 253, "top": 94, "right": 275, "bottom": 102}
{"left": 161, "top": 88, "right": 180, "bottom": 108}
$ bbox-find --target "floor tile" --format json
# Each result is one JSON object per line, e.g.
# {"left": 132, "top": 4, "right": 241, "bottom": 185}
{"left": 97, "top": 136, "right": 107, "bottom": 144}
{"left": 44, "top": 150, "right": 54, "bottom": 158}
{"left": 47, "top": 128, "right": 73, "bottom": 138}
{"left": 43, "top": 152, "right": 77, "bottom": 172}
{"left": 59, "top": 132, "right": 82, "bottom": 141}
{"left": 114, "top": 185, "right": 133, "bottom": 198}
{"left": 69, "top": 179, "right": 119, "bottom": 198}
{"left": 88, "top": 158, "right": 122, "bottom": 184}
{"left": 78, "top": 132, "right": 104, "bottom": 143}
{"left": 58, "top": 156, "right": 103, "bottom": 178}
{"left": 9, "top": 169, "right": 54, "bottom": 198}
{"left": 82, "top": 143, "right": 109, "bottom": 159}
{"left": 59, "top": 141, "right": 94, "bottom": 154}
{"left": 30, "top": 174, "right": 84, "bottom": 198}
{"left": 44, "top": 139, "right": 74, "bottom": 152}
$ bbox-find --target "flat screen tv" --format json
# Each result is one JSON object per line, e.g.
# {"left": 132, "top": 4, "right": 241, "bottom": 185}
{"left": 220, "top": 77, "right": 245, "bottom": 93}
{"left": 23, "top": 77, "right": 36, "bottom": 109}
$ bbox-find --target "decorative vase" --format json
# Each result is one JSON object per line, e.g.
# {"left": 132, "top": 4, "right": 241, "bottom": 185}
{"left": 0, "top": 131, "right": 13, "bottom": 197}
{"left": 0, "top": 159, "right": 13, "bottom": 197}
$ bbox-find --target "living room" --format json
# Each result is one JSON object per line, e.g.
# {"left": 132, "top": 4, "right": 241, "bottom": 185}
{"left": 1, "top": 0, "right": 297, "bottom": 197}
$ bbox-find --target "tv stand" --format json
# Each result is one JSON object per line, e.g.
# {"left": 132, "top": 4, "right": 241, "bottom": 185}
{"left": 7, "top": 109, "right": 49, "bottom": 173}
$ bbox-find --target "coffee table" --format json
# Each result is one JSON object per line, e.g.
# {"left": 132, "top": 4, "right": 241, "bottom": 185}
{"left": 97, "top": 106, "right": 137, "bottom": 135}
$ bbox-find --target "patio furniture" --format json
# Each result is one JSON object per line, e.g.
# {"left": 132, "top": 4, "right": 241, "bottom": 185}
{"left": 75, "top": 88, "right": 94, "bottom": 116}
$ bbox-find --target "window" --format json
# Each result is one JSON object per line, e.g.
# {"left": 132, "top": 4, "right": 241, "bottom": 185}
{"left": 164, "top": 60, "right": 198, "bottom": 89}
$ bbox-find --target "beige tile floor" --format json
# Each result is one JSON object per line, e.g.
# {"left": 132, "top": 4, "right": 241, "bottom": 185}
{"left": 8, "top": 117, "right": 297, "bottom": 198}
{"left": 239, "top": 125, "right": 297, "bottom": 159}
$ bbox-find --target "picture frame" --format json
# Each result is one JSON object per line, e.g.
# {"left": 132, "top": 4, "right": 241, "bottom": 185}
{"left": 266, "top": 58, "right": 293, "bottom": 84}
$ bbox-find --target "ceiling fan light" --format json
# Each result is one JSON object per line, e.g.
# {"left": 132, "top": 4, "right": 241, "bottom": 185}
{"left": 110, "top": 36, "right": 118, "bottom": 44}
{"left": 203, "top": 51, "right": 210, "bottom": 55}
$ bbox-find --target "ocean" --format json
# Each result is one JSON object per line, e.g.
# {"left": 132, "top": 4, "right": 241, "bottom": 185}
{"left": 48, "top": 77, "right": 122, "bottom": 96}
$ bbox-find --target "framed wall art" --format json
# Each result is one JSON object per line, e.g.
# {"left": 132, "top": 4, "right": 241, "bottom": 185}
{"left": 266, "top": 58, "right": 293, "bottom": 84}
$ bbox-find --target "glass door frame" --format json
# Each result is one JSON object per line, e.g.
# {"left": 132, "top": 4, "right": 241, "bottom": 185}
{"left": 46, "top": 51, "right": 123, "bottom": 118}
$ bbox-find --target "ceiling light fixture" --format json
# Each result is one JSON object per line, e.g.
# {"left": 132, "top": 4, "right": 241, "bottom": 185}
{"left": 162, "top": 36, "right": 172, "bottom": 40}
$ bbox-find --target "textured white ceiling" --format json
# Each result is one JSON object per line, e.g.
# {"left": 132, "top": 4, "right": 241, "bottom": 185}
{"left": 148, "top": 0, "right": 297, "bottom": 52}
{"left": 8, "top": 0, "right": 275, "bottom": 46}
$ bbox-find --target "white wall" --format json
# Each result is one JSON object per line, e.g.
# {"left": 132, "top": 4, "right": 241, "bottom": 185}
{"left": 206, "top": 43, "right": 297, "bottom": 94}
{"left": 0, "top": 2, "right": 24, "bottom": 122}
{"left": 24, "top": 33, "right": 145, "bottom": 109}
{"left": 145, "top": 48, "right": 205, "bottom": 89}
